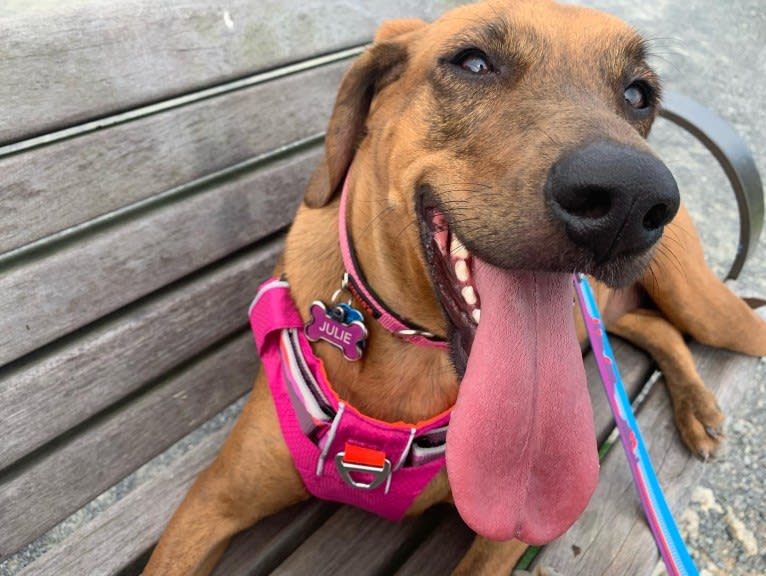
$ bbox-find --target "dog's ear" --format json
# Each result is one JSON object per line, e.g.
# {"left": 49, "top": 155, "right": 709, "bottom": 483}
{"left": 303, "top": 20, "right": 427, "bottom": 208}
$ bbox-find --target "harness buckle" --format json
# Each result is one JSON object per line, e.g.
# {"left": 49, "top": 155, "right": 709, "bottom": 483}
{"left": 335, "top": 443, "right": 391, "bottom": 491}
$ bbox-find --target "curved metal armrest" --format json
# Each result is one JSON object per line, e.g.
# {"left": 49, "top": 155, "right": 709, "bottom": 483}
{"left": 659, "top": 91, "right": 764, "bottom": 280}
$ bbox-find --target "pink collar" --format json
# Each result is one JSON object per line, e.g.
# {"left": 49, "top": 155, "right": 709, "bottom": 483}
{"left": 338, "top": 174, "right": 449, "bottom": 350}
{"left": 249, "top": 278, "right": 450, "bottom": 519}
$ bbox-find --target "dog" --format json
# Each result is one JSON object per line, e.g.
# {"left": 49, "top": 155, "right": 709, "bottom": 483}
{"left": 145, "top": 1, "right": 766, "bottom": 574}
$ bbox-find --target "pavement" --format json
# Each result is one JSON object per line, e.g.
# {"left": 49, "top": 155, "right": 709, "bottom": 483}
{"left": 1, "top": 1, "right": 764, "bottom": 575}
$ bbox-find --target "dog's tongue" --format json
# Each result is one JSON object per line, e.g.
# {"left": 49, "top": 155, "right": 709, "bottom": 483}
{"left": 446, "top": 259, "right": 598, "bottom": 543}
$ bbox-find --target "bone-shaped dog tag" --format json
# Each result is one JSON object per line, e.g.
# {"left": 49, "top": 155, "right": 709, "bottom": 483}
{"left": 305, "top": 301, "right": 367, "bottom": 361}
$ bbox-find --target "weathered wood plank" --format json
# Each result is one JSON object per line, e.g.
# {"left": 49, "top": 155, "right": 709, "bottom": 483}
{"left": 211, "top": 501, "right": 338, "bottom": 576}
{"left": 394, "top": 508, "right": 474, "bottom": 576}
{"left": 0, "top": 0, "right": 464, "bottom": 146}
{"left": 0, "top": 147, "right": 318, "bottom": 368}
{"left": 531, "top": 314, "right": 765, "bottom": 574}
{"left": 271, "top": 506, "right": 442, "bottom": 576}
{"left": 0, "top": 332, "right": 256, "bottom": 555}
{"left": 10, "top": 425, "right": 337, "bottom": 576}
{"left": 0, "top": 60, "right": 346, "bottom": 256}
{"left": 14, "top": 415, "right": 237, "bottom": 576}
{"left": 0, "top": 238, "right": 281, "bottom": 473}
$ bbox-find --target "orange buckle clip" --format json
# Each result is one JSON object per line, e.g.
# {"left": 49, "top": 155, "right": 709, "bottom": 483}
{"left": 336, "top": 442, "right": 391, "bottom": 491}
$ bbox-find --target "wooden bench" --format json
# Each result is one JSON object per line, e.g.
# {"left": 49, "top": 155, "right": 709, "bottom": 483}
{"left": 0, "top": 2, "right": 763, "bottom": 575}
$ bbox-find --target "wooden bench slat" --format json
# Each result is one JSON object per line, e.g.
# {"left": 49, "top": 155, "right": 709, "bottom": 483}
{"left": 530, "top": 312, "right": 765, "bottom": 574}
{"left": 211, "top": 501, "right": 338, "bottom": 576}
{"left": 270, "top": 506, "right": 442, "bottom": 576}
{"left": 0, "top": 0, "right": 461, "bottom": 146}
{"left": 0, "top": 332, "right": 256, "bottom": 555}
{"left": 0, "top": 60, "right": 346, "bottom": 256}
{"left": 10, "top": 423, "right": 338, "bottom": 576}
{"left": 14, "top": 414, "right": 237, "bottom": 576}
{"left": 0, "top": 238, "right": 281, "bottom": 473}
{"left": 0, "top": 147, "right": 318, "bottom": 368}
{"left": 394, "top": 510, "right": 474, "bottom": 576}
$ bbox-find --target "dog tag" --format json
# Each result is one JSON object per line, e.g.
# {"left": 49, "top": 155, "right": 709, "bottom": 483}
{"left": 305, "top": 301, "right": 367, "bottom": 361}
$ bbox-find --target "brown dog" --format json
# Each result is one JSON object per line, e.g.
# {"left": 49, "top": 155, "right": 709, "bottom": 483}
{"left": 145, "top": 1, "right": 766, "bottom": 574}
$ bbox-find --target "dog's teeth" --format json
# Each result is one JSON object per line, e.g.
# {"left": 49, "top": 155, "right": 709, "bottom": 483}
{"left": 455, "top": 260, "right": 470, "bottom": 283}
{"left": 451, "top": 236, "right": 469, "bottom": 260}
{"left": 472, "top": 308, "right": 481, "bottom": 324}
{"left": 461, "top": 286, "right": 477, "bottom": 306}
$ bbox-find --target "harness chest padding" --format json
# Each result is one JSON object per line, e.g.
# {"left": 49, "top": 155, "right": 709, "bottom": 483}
{"left": 249, "top": 279, "right": 448, "bottom": 520}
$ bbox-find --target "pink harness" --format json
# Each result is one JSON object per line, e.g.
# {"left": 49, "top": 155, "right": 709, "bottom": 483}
{"left": 249, "top": 278, "right": 451, "bottom": 519}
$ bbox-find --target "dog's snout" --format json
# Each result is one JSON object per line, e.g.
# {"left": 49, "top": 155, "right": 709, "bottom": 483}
{"left": 546, "top": 141, "right": 680, "bottom": 262}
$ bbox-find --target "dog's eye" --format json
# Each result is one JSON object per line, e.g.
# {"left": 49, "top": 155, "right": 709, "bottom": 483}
{"left": 453, "top": 50, "right": 493, "bottom": 75}
{"left": 624, "top": 82, "right": 650, "bottom": 109}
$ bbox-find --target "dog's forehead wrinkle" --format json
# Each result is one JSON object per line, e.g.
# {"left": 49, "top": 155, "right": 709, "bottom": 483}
{"left": 592, "top": 33, "right": 656, "bottom": 82}
{"left": 427, "top": 2, "right": 647, "bottom": 77}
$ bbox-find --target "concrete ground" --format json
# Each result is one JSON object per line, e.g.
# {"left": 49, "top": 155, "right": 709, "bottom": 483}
{"left": 569, "top": 1, "right": 766, "bottom": 574}
{"left": 1, "top": 1, "right": 764, "bottom": 575}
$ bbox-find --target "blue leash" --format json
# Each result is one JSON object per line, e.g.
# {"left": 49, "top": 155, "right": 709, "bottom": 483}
{"left": 573, "top": 274, "right": 699, "bottom": 576}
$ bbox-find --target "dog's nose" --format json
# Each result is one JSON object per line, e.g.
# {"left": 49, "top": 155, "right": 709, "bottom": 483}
{"left": 546, "top": 140, "right": 680, "bottom": 262}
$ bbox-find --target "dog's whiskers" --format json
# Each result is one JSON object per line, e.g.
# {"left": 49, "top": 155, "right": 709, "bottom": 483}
{"left": 656, "top": 244, "right": 685, "bottom": 278}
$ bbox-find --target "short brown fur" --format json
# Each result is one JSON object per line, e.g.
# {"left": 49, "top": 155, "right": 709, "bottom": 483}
{"left": 146, "top": 1, "right": 766, "bottom": 574}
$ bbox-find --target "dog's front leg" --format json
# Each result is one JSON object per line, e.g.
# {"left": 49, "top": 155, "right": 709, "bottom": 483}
{"left": 607, "top": 309, "right": 724, "bottom": 459}
{"left": 451, "top": 536, "right": 529, "bottom": 576}
{"left": 144, "top": 372, "right": 308, "bottom": 576}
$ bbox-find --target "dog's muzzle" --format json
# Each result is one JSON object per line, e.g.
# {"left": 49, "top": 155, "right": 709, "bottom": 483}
{"left": 546, "top": 140, "right": 680, "bottom": 264}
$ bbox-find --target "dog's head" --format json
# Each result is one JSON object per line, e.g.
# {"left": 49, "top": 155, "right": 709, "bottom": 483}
{"left": 304, "top": 0, "right": 679, "bottom": 544}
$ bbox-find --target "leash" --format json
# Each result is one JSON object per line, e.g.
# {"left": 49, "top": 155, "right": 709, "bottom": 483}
{"left": 573, "top": 274, "right": 699, "bottom": 576}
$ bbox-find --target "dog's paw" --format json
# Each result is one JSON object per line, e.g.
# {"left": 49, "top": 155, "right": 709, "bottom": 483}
{"left": 513, "top": 566, "right": 566, "bottom": 576}
{"left": 673, "top": 385, "right": 725, "bottom": 460}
